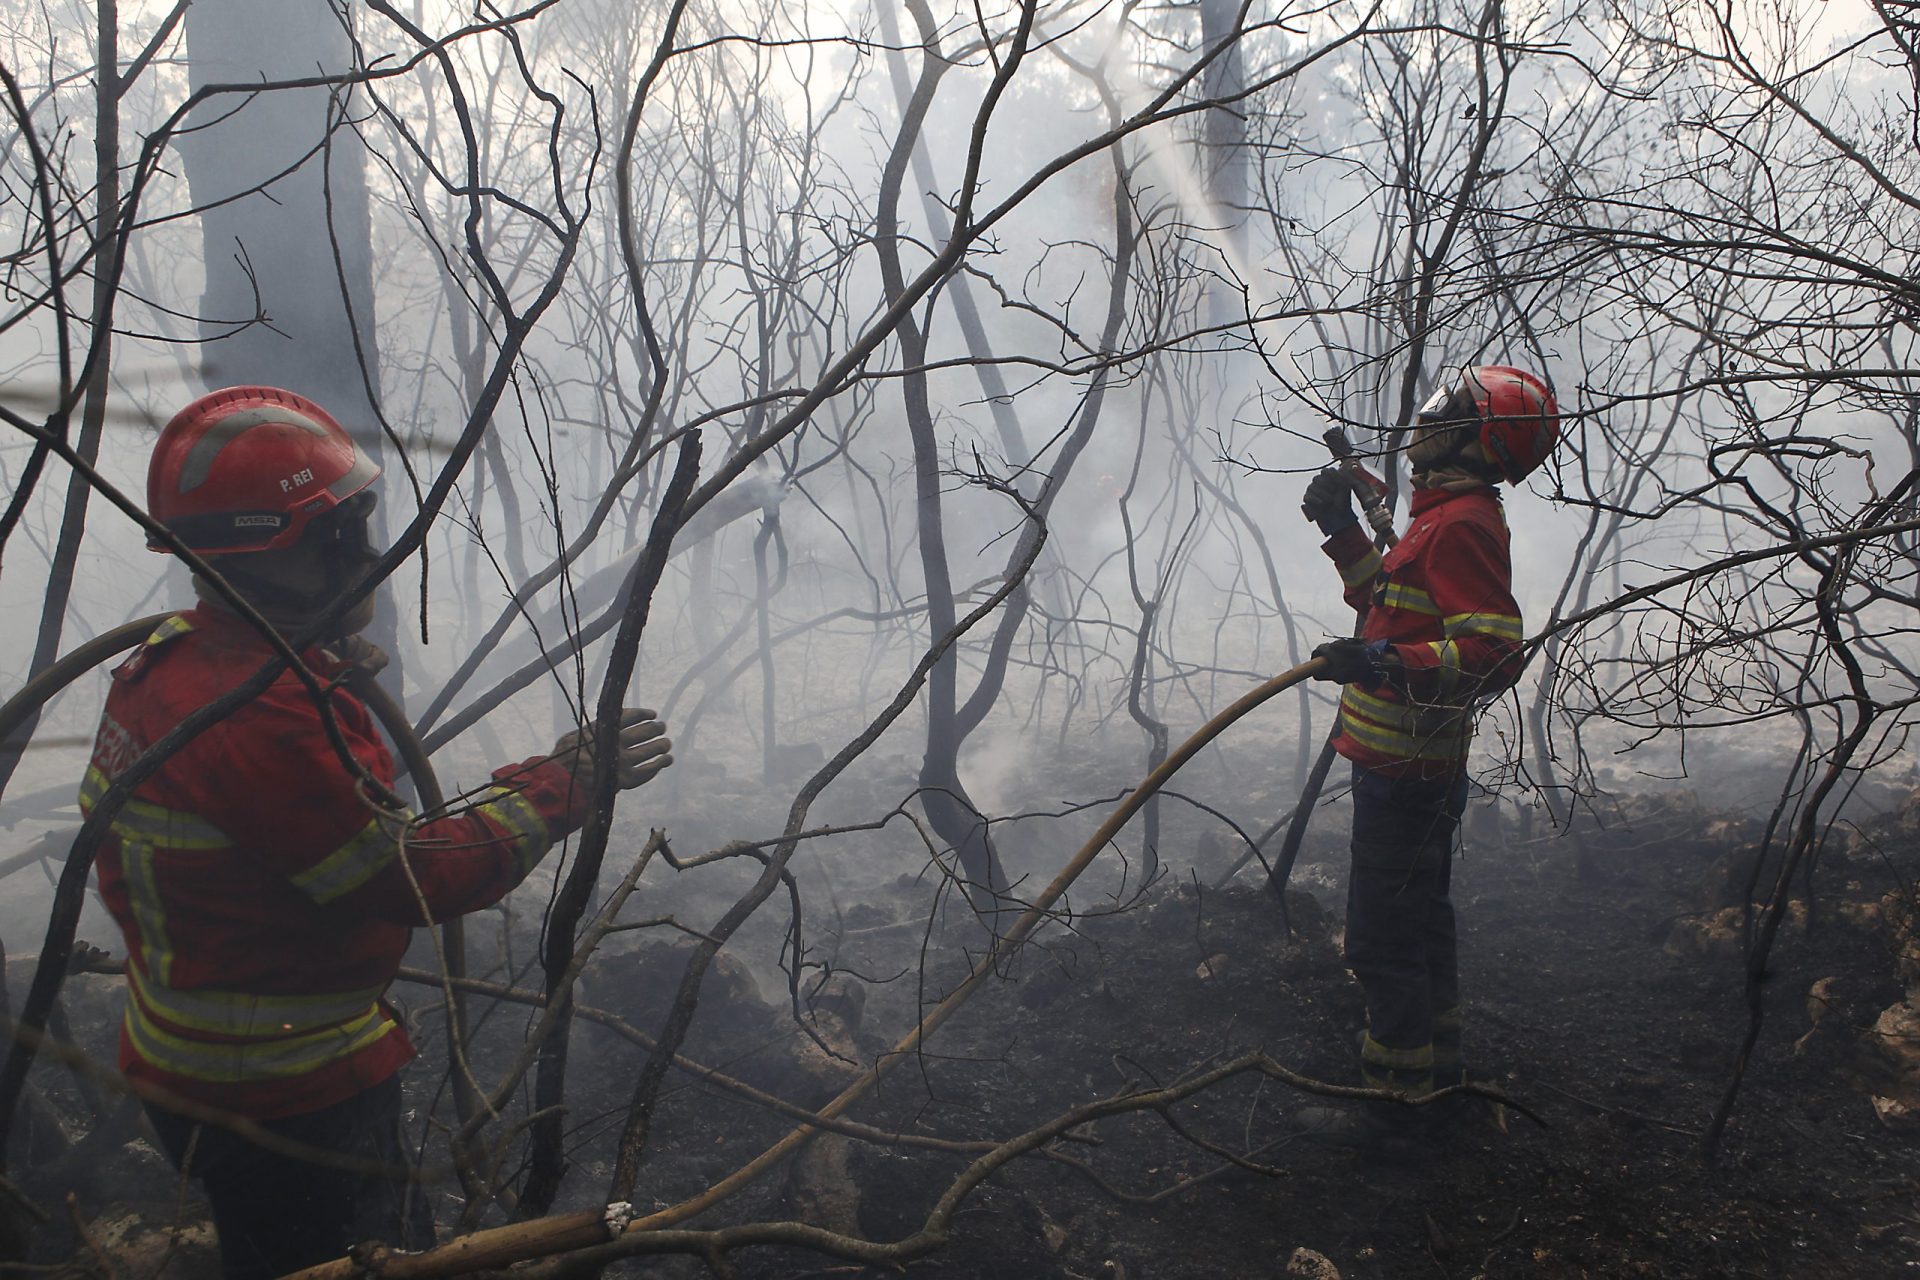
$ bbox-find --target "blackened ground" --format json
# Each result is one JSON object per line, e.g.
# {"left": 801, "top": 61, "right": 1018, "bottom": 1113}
{"left": 20, "top": 785, "right": 1918, "bottom": 1279}
{"left": 675, "top": 795, "right": 1920, "bottom": 1280}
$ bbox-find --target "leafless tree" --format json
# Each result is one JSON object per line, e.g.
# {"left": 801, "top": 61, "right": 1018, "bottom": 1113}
{"left": 9, "top": 0, "right": 1920, "bottom": 1273}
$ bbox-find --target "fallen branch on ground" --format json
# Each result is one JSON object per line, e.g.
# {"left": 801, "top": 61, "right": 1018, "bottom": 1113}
{"left": 286, "top": 1050, "right": 1537, "bottom": 1279}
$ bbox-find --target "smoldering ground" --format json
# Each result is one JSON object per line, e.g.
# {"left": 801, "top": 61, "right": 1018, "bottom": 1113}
{"left": 5, "top": 0, "right": 1920, "bottom": 1275}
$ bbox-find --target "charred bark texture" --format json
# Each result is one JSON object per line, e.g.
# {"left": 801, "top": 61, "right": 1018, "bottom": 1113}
{"left": 179, "top": 0, "right": 398, "bottom": 657}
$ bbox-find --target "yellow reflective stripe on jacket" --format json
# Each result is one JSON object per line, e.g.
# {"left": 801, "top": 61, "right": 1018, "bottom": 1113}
{"left": 1339, "top": 690, "right": 1470, "bottom": 763}
{"left": 78, "top": 766, "right": 230, "bottom": 850}
{"left": 1443, "top": 611, "right": 1524, "bottom": 642}
{"left": 1340, "top": 548, "right": 1382, "bottom": 588}
{"left": 129, "top": 966, "right": 386, "bottom": 1039}
{"left": 1342, "top": 685, "right": 1468, "bottom": 738}
{"left": 290, "top": 783, "right": 549, "bottom": 906}
{"left": 142, "top": 614, "right": 194, "bottom": 648}
{"left": 1337, "top": 711, "right": 1468, "bottom": 763}
{"left": 289, "top": 816, "right": 399, "bottom": 905}
{"left": 78, "top": 763, "right": 227, "bottom": 990}
{"left": 124, "top": 994, "right": 396, "bottom": 1083}
{"left": 121, "top": 841, "right": 176, "bottom": 986}
{"left": 1382, "top": 582, "right": 1441, "bottom": 616}
{"left": 474, "top": 785, "right": 551, "bottom": 873}
{"left": 1338, "top": 693, "right": 1469, "bottom": 742}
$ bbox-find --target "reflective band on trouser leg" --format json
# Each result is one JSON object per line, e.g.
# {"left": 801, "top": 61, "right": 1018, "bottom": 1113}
{"left": 124, "top": 996, "right": 397, "bottom": 1083}
{"left": 1360, "top": 1032, "right": 1434, "bottom": 1096}
{"left": 1432, "top": 1005, "right": 1464, "bottom": 1088}
{"left": 472, "top": 785, "right": 551, "bottom": 875}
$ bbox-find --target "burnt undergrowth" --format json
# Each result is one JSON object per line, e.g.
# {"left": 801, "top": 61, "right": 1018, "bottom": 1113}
{"left": 12, "top": 776, "right": 1920, "bottom": 1279}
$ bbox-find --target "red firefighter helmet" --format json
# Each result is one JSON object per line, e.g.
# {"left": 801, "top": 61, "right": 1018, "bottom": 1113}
{"left": 1417, "top": 364, "right": 1560, "bottom": 483}
{"left": 147, "top": 386, "right": 380, "bottom": 554}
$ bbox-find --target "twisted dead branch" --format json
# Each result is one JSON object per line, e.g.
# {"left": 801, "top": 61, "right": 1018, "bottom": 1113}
{"left": 281, "top": 652, "right": 1354, "bottom": 1277}
{"left": 288, "top": 1049, "right": 1530, "bottom": 1280}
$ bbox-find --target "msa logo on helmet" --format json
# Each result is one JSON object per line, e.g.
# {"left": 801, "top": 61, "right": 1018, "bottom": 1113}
{"left": 233, "top": 514, "right": 284, "bottom": 530}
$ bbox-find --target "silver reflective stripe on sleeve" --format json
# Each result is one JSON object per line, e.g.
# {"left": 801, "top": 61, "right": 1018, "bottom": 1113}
{"left": 289, "top": 816, "right": 399, "bottom": 904}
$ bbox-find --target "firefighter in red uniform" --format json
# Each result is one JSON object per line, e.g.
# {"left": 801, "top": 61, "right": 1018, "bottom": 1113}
{"left": 1299, "top": 365, "right": 1558, "bottom": 1124}
{"left": 80, "top": 386, "right": 672, "bottom": 1277}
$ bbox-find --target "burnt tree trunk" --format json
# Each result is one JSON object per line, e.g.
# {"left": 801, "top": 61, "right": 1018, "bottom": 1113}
{"left": 0, "top": 3, "right": 125, "bottom": 802}
{"left": 1199, "top": 0, "right": 1249, "bottom": 326}
{"left": 178, "top": 0, "right": 394, "bottom": 655}
{"left": 870, "top": 5, "right": 1006, "bottom": 911}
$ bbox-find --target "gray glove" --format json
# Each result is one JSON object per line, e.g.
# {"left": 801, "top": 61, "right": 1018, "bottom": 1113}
{"left": 552, "top": 708, "right": 673, "bottom": 794}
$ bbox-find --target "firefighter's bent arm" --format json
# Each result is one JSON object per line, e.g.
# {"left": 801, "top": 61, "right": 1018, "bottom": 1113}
{"left": 1322, "top": 523, "right": 1385, "bottom": 618}
{"left": 199, "top": 684, "right": 592, "bottom": 925}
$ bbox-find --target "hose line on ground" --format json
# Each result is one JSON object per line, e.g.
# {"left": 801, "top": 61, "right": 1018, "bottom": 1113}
{"left": 6, "top": 627, "right": 1336, "bottom": 1279}
{"left": 282, "top": 655, "right": 1331, "bottom": 1280}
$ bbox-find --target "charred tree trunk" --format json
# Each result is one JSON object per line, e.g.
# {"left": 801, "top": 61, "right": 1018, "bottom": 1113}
{"left": 1199, "top": 0, "right": 1249, "bottom": 326}
{"left": 0, "top": 4, "right": 124, "bottom": 802}
{"left": 178, "top": 0, "right": 394, "bottom": 653}
{"left": 875, "top": 1, "right": 1038, "bottom": 490}
{"left": 870, "top": 4, "right": 1006, "bottom": 911}
{"left": 753, "top": 515, "right": 781, "bottom": 783}
{"left": 519, "top": 435, "right": 702, "bottom": 1215}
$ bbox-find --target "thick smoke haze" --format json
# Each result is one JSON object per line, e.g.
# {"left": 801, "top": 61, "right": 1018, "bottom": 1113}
{"left": 2, "top": 0, "right": 1918, "bottom": 1268}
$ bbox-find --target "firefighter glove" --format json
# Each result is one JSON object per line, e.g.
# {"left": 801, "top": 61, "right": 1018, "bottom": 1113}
{"left": 1311, "top": 637, "right": 1392, "bottom": 688}
{"left": 553, "top": 708, "right": 674, "bottom": 794}
{"left": 1301, "top": 469, "right": 1359, "bottom": 535}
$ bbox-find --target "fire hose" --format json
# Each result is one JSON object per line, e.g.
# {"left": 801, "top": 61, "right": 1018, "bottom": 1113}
{"left": 4, "top": 622, "right": 1332, "bottom": 1275}
{"left": 0, "top": 615, "right": 447, "bottom": 808}
{"left": 0, "top": 615, "right": 482, "bottom": 1157}
{"left": 283, "top": 654, "right": 1331, "bottom": 1279}
{"left": 1219, "top": 426, "right": 1400, "bottom": 900}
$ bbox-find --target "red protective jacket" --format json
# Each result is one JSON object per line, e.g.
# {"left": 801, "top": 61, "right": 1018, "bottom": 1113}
{"left": 1320, "top": 485, "right": 1525, "bottom": 779}
{"left": 80, "top": 606, "right": 589, "bottom": 1120}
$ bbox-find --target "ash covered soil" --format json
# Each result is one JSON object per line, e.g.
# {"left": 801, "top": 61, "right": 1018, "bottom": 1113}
{"left": 603, "top": 786, "right": 1920, "bottom": 1280}
{"left": 21, "top": 779, "right": 1920, "bottom": 1279}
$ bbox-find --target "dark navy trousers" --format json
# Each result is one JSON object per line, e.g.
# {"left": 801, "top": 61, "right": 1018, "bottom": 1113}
{"left": 1345, "top": 763, "right": 1469, "bottom": 1092}
{"left": 146, "top": 1074, "right": 434, "bottom": 1279}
